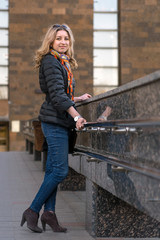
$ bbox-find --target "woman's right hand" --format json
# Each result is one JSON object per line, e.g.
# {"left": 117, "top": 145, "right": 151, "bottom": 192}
{"left": 76, "top": 117, "right": 86, "bottom": 130}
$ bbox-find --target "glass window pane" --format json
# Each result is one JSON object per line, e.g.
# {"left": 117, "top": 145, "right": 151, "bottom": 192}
{"left": 0, "top": 67, "right": 8, "bottom": 84}
{"left": 0, "top": 48, "right": 8, "bottom": 65}
{"left": 0, "top": 12, "right": 9, "bottom": 28}
{"left": 94, "top": 31, "right": 118, "bottom": 47}
{"left": 94, "top": 0, "right": 117, "bottom": 12}
{"left": 94, "top": 68, "right": 118, "bottom": 86}
{"left": 94, "top": 49, "right": 118, "bottom": 67}
{"left": 93, "top": 86, "right": 116, "bottom": 96}
{"left": 0, "top": 30, "right": 8, "bottom": 46}
{"left": 94, "top": 13, "right": 117, "bottom": 30}
{"left": 0, "top": 0, "right": 8, "bottom": 9}
{"left": 0, "top": 86, "right": 8, "bottom": 99}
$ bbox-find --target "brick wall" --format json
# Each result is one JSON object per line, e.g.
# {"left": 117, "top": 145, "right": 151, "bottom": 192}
{"left": 9, "top": 0, "right": 93, "bottom": 150}
{"left": 120, "top": 0, "right": 160, "bottom": 84}
{"left": 0, "top": 100, "right": 8, "bottom": 118}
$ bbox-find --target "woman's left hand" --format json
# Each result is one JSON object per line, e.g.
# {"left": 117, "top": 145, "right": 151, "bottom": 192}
{"left": 74, "top": 93, "right": 92, "bottom": 103}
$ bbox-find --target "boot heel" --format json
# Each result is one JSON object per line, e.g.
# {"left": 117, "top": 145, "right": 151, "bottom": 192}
{"left": 41, "top": 220, "right": 46, "bottom": 231}
{"left": 20, "top": 214, "right": 26, "bottom": 226}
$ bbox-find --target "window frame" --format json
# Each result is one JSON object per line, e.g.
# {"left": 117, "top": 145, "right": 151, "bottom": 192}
{"left": 93, "top": 0, "right": 119, "bottom": 94}
{"left": 0, "top": 3, "right": 9, "bottom": 100}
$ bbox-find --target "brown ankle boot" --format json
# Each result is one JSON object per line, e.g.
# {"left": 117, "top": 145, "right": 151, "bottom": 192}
{"left": 20, "top": 208, "right": 42, "bottom": 233}
{"left": 41, "top": 211, "right": 67, "bottom": 232}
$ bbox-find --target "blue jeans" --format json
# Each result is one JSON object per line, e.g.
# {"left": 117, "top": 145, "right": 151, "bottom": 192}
{"left": 30, "top": 122, "right": 69, "bottom": 213}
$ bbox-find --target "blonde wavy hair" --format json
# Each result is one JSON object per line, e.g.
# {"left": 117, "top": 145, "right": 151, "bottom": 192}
{"left": 34, "top": 24, "right": 78, "bottom": 69}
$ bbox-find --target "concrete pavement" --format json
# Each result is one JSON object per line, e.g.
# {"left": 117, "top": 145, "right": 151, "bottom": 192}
{"left": 0, "top": 151, "right": 94, "bottom": 240}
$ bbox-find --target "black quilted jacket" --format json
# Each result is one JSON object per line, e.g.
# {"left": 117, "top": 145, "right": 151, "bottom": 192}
{"left": 38, "top": 53, "right": 75, "bottom": 128}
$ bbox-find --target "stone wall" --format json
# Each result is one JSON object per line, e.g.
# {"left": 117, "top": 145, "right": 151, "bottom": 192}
{"left": 69, "top": 71, "right": 160, "bottom": 237}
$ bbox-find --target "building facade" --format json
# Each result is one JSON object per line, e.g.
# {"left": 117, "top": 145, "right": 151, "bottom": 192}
{"left": 0, "top": 0, "right": 160, "bottom": 151}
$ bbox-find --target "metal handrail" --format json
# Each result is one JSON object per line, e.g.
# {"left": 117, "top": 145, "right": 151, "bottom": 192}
{"left": 73, "top": 117, "right": 160, "bottom": 179}
{"left": 78, "top": 118, "right": 160, "bottom": 134}
{"left": 73, "top": 147, "right": 160, "bottom": 180}
{"left": 84, "top": 117, "right": 160, "bottom": 129}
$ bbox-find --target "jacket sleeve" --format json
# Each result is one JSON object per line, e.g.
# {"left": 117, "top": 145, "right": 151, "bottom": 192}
{"left": 42, "top": 55, "right": 74, "bottom": 113}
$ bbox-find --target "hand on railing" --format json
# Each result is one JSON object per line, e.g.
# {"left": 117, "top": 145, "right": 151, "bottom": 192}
{"left": 76, "top": 117, "right": 86, "bottom": 130}
{"left": 74, "top": 93, "right": 92, "bottom": 103}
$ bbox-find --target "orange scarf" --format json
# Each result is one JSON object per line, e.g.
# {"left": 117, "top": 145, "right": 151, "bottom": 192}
{"left": 50, "top": 49, "right": 74, "bottom": 101}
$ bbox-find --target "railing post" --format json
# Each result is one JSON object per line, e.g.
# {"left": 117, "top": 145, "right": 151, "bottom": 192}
{"left": 34, "top": 149, "right": 41, "bottom": 161}
{"left": 28, "top": 141, "right": 33, "bottom": 154}
{"left": 26, "top": 139, "right": 29, "bottom": 151}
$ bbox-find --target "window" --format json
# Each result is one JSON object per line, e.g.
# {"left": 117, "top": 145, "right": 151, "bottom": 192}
{"left": 0, "top": 0, "right": 9, "bottom": 99}
{"left": 0, "top": 29, "right": 8, "bottom": 46}
{"left": 0, "top": 48, "right": 8, "bottom": 65}
{"left": 93, "top": 0, "right": 119, "bottom": 95}
{"left": 0, "top": 67, "right": 8, "bottom": 84}
{"left": 0, "top": 86, "right": 8, "bottom": 99}
{"left": 0, "top": 0, "right": 9, "bottom": 9}
{"left": 0, "top": 11, "right": 9, "bottom": 28}
{"left": 94, "top": 13, "right": 117, "bottom": 30}
{"left": 94, "top": 32, "right": 118, "bottom": 48}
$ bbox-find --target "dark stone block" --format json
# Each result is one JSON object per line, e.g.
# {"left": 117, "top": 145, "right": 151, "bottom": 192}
{"left": 86, "top": 181, "right": 160, "bottom": 238}
{"left": 60, "top": 167, "right": 86, "bottom": 191}
{"left": 96, "top": 186, "right": 160, "bottom": 238}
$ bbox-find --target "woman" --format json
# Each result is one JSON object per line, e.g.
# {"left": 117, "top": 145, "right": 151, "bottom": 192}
{"left": 20, "top": 24, "right": 91, "bottom": 233}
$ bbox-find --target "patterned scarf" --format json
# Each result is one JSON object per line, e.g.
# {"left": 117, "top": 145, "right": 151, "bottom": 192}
{"left": 50, "top": 49, "right": 74, "bottom": 101}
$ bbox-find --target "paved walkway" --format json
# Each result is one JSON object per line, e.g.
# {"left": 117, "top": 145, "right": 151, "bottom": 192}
{"left": 0, "top": 151, "right": 159, "bottom": 240}
{"left": 0, "top": 151, "right": 94, "bottom": 240}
